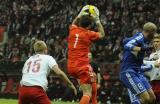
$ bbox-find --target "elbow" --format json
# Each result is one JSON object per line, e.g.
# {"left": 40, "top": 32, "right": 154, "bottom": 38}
{"left": 99, "top": 33, "right": 105, "bottom": 38}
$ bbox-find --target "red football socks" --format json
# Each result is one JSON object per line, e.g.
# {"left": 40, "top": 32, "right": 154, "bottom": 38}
{"left": 80, "top": 94, "right": 91, "bottom": 104}
{"left": 92, "top": 83, "right": 98, "bottom": 104}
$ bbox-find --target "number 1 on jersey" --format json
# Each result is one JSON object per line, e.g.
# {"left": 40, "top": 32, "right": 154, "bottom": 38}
{"left": 74, "top": 34, "right": 79, "bottom": 48}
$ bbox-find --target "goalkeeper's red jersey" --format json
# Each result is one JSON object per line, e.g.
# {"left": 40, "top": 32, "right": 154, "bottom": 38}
{"left": 68, "top": 25, "right": 100, "bottom": 68}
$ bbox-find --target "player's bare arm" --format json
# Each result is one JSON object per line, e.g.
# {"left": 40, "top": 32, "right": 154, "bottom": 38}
{"left": 52, "top": 65, "right": 77, "bottom": 95}
{"left": 96, "top": 21, "right": 105, "bottom": 38}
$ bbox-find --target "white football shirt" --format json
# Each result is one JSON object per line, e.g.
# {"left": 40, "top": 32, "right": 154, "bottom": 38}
{"left": 144, "top": 50, "right": 160, "bottom": 81}
{"left": 20, "top": 54, "right": 57, "bottom": 90}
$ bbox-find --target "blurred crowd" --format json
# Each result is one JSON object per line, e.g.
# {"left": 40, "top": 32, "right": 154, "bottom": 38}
{"left": 1, "top": 0, "right": 160, "bottom": 103}
{"left": 0, "top": 0, "right": 159, "bottom": 63}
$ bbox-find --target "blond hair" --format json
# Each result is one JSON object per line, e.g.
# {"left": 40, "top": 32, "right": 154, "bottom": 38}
{"left": 33, "top": 40, "right": 47, "bottom": 53}
{"left": 143, "top": 22, "right": 157, "bottom": 32}
{"left": 154, "top": 33, "right": 160, "bottom": 39}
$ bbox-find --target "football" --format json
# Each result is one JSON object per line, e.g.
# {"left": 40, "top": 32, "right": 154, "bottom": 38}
{"left": 89, "top": 5, "right": 96, "bottom": 15}
{"left": 89, "top": 5, "right": 99, "bottom": 17}
{"left": 82, "top": 5, "right": 99, "bottom": 17}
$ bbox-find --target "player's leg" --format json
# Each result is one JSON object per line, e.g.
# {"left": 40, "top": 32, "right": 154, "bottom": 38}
{"left": 138, "top": 91, "right": 151, "bottom": 104}
{"left": 120, "top": 71, "right": 151, "bottom": 104}
{"left": 18, "top": 86, "right": 32, "bottom": 104}
{"left": 151, "top": 81, "right": 160, "bottom": 103}
{"left": 139, "top": 75, "right": 156, "bottom": 104}
{"left": 155, "top": 92, "right": 160, "bottom": 103}
{"left": 146, "top": 89, "right": 156, "bottom": 104}
{"left": 78, "top": 65, "right": 96, "bottom": 104}
{"left": 120, "top": 71, "right": 142, "bottom": 103}
{"left": 91, "top": 70, "right": 98, "bottom": 104}
{"left": 128, "top": 88, "right": 141, "bottom": 104}
{"left": 31, "top": 86, "right": 51, "bottom": 104}
{"left": 128, "top": 88, "right": 153, "bottom": 104}
{"left": 79, "top": 83, "right": 92, "bottom": 104}
{"left": 92, "top": 82, "right": 97, "bottom": 104}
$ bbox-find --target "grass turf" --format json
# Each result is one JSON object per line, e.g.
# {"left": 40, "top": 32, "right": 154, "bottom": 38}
{"left": 0, "top": 99, "right": 78, "bottom": 104}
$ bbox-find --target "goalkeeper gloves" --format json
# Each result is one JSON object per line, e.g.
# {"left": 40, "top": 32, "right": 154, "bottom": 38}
{"left": 78, "top": 5, "right": 101, "bottom": 23}
{"left": 89, "top": 6, "right": 100, "bottom": 23}
{"left": 78, "top": 5, "right": 89, "bottom": 18}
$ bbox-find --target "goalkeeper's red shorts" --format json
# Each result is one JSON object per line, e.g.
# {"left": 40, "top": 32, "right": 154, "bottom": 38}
{"left": 68, "top": 65, "right": 97, "bottom": 84}
{"left": 18, "top": 85, "right": 51, "bottom": 104}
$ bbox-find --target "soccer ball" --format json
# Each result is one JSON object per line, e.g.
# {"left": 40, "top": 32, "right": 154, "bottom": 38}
{"left": 89, "top": 5, "right": 99, "bottom": 17}
{"left": 89, "top": 5, "right": 96, "bottom": 15}
{"left": 82, "top": 5, "right": 99, "bottom": 17}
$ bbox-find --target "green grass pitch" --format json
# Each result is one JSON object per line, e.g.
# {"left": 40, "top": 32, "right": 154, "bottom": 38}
{"left": 0, "top": 99, "right": 78, "bottom": 104}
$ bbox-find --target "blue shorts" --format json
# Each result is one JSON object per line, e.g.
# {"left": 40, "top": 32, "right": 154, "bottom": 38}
{"left": 128, "top": 88, "right": 141, "bottom": 104}
{"left": 120, "top": 71, "right": 151, "bottom": 95}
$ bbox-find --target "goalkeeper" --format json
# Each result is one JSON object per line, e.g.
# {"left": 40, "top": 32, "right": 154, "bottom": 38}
{"left": 67, "top": 5, "right": 105, "bottom": 104}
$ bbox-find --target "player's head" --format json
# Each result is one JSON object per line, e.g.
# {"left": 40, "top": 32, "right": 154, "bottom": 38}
{"left": 79, "top": 15, "right": 93, "bottom": 29}
{"left": 33, "top": 40, "right": 48, "bottom": 54}
{"left": 153, "top": 33, "right": 160, "bottom": 51}
{"left": 143, "top": 22, "right": 157, "bottom": 40}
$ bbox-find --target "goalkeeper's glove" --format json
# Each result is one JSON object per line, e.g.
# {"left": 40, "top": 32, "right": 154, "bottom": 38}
{"left": 89, "top": 6, "right": 100, "bottom": 23}
{"left": 78, "top": 5, "right": 89, "bottom": 18}
{"left": 91, "top": 6, "right": 99, "bottom": 17}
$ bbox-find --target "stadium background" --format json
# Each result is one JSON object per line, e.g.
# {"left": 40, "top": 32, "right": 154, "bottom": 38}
{"left": 0, "top": 0, "right": 160, "bottom": 104}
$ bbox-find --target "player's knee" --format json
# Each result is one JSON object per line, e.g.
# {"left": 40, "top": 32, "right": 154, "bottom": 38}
{"left": 83, "top": 88, "right": 92, "bottom": 97}
{"left": 149, "top": 94, "right": 156, "bottom": 103}
{"left": 83, "top": 92, "right": 92, "bottom": 97}
{"left": 141, "top": 95, "right": 150, "bottom": 104}
{"left": 81, "top": 84, "right": 92, "bottom": 97}
{"left": 147, "top": 90, "right": 156, "bottom": 103}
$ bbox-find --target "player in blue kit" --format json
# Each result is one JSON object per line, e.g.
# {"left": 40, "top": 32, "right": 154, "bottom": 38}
{"left": 119, "top": 22, "right": 157, "bottom": 104}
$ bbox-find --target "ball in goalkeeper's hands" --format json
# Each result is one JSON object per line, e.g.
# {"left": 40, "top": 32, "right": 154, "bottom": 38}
{"left": 88, "top": 5, "right": 99, "bottom": 17}
{"left": 81, "top": 5, "right": 99, "bottom": 17}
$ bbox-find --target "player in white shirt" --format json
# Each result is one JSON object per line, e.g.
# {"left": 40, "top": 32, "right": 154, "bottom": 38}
{"left": 19, "top": 40, "right": 77, "bottom": 104}
{"left": 144, "top": 34, "right": 160, "bottom": 103}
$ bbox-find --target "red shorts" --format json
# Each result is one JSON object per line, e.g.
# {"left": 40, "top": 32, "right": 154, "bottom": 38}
{"left": 68, "top": 65, "right": 96, "bottom": 84}
{"left": 18, "top": 85, "right": 51, "bottom": 104}
{"left": 151, "top": 80, "right": 160, "bottom": 95}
